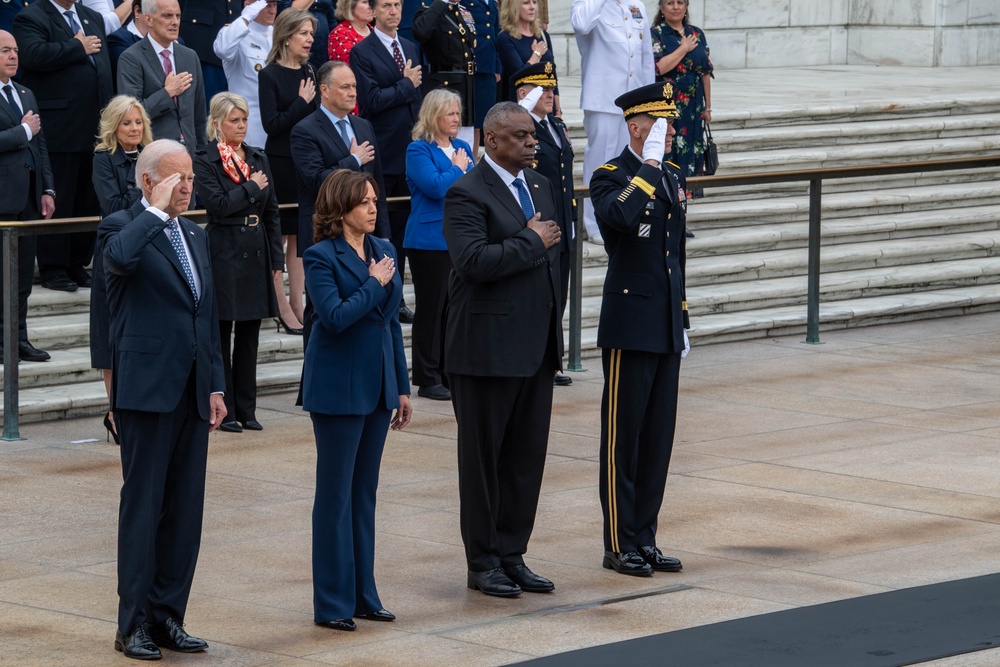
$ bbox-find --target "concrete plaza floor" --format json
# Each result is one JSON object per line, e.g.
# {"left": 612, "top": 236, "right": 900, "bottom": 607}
{"left": 3, "top": 312, "right": 1000, "bottom": 665}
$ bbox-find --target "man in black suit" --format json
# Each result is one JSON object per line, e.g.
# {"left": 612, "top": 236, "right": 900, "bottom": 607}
{"left": 177, "top": 0, "right": 242, "bottom": 102}
{"left": 443, "top": 101, "right": 563, "bottom": 598}
{"left": 349, "top": 0, "right": 421, "bottom": 322}
{"left": 117, "top": 0, "right": 207, "bottom": 153}
{"left": 290, "top": 59, "right": 388, "bottom": 255}
{"left": 589, "top": 82, "right": 689, "bottom": 578}
{"left": 99, "top": 139, "right": 226, "bottom": 660}
{"left": 515, "top": 61, "right": 575, "bottom": 387}
{"left": 12, "top": 0, "right": 112, "bottom": 292}
{"left": 0, "top": 29, "right": 53, "bottom": 363}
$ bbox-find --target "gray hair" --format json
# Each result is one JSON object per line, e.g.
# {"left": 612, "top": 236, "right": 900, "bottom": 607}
{"left": 136, "top": 139, "right": 188, "bottom": 183}
{"left": 140, "top": 0, "right": 159, "bottom": 15}
{"left": 483, "top": 101, "right": 530, "bottom": 136}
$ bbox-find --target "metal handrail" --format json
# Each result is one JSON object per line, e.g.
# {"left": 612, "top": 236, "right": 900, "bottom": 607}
{"left": 4, "top": 155, "right": 1000, "bottom": 439}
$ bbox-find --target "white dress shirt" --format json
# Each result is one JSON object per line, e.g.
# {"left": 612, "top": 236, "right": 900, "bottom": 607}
{"left": 483, "top": 153, "right": 535, "bottom": 213}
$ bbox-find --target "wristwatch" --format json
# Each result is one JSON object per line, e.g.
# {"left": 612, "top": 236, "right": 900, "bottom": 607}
{"left": 43, "top": 189, "right": 56, "bottom": 199}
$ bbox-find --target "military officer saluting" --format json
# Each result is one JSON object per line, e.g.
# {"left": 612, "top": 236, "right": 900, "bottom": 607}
{"left": 514, "top": 61, "right": 575, "bottom": 387}
{"left": 590, "top": 81, "right": 690, "bottom": 577}
{"left": 213, "top": 0, "right": 277, "bottom": 149}
{"left": 412, "top": 0, "right": 476, "bottom": 146}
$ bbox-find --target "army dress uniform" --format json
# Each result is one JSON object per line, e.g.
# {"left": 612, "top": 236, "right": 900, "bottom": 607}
{"left": 213, "top": 17, "right": 272, "bottom": 148}
{"left": 589, "top": 82, "right": 688, "bottom": 576}
{"left": 0, "top": 0, "right": 32, "bottom": 33}
{"left": 411, "top": 0, "right": 476, "bottom": 127}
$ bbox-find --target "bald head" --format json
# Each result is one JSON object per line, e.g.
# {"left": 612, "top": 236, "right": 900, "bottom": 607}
{"left": 0, "top": 31, "right": 17, "bottom": 84}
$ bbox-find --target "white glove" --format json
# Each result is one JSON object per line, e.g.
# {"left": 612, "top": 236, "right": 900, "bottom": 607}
{"left": 518, "top": 85, "right": 544, "bottom": 113}
{"left": 241, "top": 0, "right": 267, "bottom": 22}
{"left": 681, "top": 329, "right": 690, "bottom": 359}
{"left": 641, "top": 117, "right": 668, "bottom": 164}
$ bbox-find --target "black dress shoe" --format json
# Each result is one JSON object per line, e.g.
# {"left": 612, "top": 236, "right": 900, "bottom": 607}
{"left": 316, "top": 618, "right": 356, "bottom": 631}
{"left": 18, "top": 341, "right": 50, "bottom": 362}
{"left": 639, "top": 545, "right": 683, "bottom": 572}
{"left": 602, "top": 550, "right": 653, "bottom": 577}
{"left": 554, "top": 373, "right": 572, "bottom": 386}
{"left": 467, "top": 567, "right": 522, "bottom": 597}
{"left": 146, "top": 618, "right": 207, "bottom": 653}
{"left": 115, "top": 626, "right": 161, "bottom": 660}
{"left": 398, "top": 303, "right": 415, "bottom": 324}
{"left": 685, "top": 229, "right": 695, "bottom": 238}
{"left": 503, "top": 564, "right": 554, "bottom": 593}
{"left": 41, "top": 275, "right": 78, "bottom": 292}
{"left": 219, "top": 421, "right": 243, "bottom": 433}
{"left": 242, "top": 419, "right": 263, "bottom": 431}
{"left": 355, "top": 609, "right": 395, "bottom": 622}
{"left": 417, "top": 383, "right": 451, "bottom": 401}
{"left": 68, "top": 268, "right": 93, "bottom": 288}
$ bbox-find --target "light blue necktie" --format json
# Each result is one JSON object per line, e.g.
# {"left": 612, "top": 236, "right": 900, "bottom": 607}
{"left": 336, "top": 118, "right": 351, "bottom": 147}
{"left": 166, "top": 219, "right": 198, "bottom": 303}
{"left": 512, "top": 177, "right": 535, "bottom": 220}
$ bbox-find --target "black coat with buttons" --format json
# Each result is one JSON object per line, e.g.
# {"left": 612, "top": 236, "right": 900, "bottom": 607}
{"left": 590, "top": 146, "right": 689, "bottom": 355}
{"left": 531, "top": 113, "right": 575, "bottom": 253}
{"left": 193, "top": 141, "right": 284, "bottom": 321}
{"left": 412, "top": 0, "right": 476, "bottom": 125}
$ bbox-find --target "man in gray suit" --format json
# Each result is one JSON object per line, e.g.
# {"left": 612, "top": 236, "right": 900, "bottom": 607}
{"left": 0, "top": 29, "right": 54, "bottom": 363}
{"left": 117, "top": 0, "right": 206, "bottom": 152}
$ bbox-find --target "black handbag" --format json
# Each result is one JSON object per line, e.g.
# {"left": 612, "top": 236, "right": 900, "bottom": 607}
{"left": 702, "top": 120, "right": 718, "bottom": 176}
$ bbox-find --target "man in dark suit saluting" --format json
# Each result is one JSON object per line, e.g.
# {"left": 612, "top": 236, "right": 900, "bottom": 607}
{"left": 117, "top": 0, "right": 207, "bottom": 153}
{"left": 291, "top": 59, "right": 389, "bottom": 255}
{"left": 0, "top": 29, "right": 53, "bottom": 363}
{"left": 99, "top": 139, "right": 226, "bottom": 660}
{"left": 443, "top": 101, "right": 563, "bottom": 598}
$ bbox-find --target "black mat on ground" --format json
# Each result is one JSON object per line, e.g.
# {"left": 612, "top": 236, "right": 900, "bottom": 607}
{"left": 514, "top": 573, "right": 1000, "bottom": 667}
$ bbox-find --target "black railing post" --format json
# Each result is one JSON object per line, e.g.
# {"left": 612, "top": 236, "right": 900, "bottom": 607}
{"left": 567, "top": 195, "right": 585, "bottom": 372}
{"left": 2, "top": 226, "right": 24, "bottom": 440}
{"left": 805, "top": 178, "right": 822, "bottom": 345}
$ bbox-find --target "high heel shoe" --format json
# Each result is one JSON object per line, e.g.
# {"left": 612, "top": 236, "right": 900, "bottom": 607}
{"left": 104, "top": 412, "right": 120, "bottom": 445}
{"left": 275, "top": 316, "right": 304, "bottom": 336}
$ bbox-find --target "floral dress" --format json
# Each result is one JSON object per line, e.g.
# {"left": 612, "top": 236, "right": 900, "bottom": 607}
{"left": 651, "top": 23, "right": 713, "bottom": 178}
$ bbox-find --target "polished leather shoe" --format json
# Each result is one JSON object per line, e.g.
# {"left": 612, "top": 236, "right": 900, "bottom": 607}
{"left": 355, "top": 609, "right": 395, "bottom": 622}
{"left": 417, "top": 383, "right": 451, "bottom": 401}
{"left": 18, "top": 341, "right": 50, "bottom": 362}
{"left": 68, "top": 268, "right": 93, "bottom": 288}
{"left": 219, "top": 421, "right": 243, "bottom": 433}
{"left": 147, "top": 618, "right": 207, "bottom": 652}
{"left": 41, "top": 275, "right": 78, "bottom": 292}
{"left": 554, "top": 373, "right": 572, "bottom": 386}
{"left": 503, "top": 564, "right": 554, "bottom": 593}
{"left": 316, "top": 618, "right": 356, "bottom": 631}
{"left": 467, "top": 567, "right": 522, "bottom": 597}
{"left": 242, "top": 420, "right": 263, "bottom": 431}
{"left": 639, "top": 545, "right": 683, "bottom": 572}
{"left": 115, "top": 626, "right": 161, "bottom": 660}
{"left": 603, "top": 550, "right": 653, "bottom": 577}
{"left": 398, "top": 303, "right": 415, "bottom": 324}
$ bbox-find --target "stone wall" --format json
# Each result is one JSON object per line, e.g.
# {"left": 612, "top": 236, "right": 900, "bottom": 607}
{"left": 545, "top": 0, "right": 1000, "bottom": 74}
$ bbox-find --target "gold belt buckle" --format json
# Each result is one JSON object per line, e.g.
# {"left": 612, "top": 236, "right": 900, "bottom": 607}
{"left": 245, "top": 215, "right": 259, "bottom": 227}
{"left": 467, "top": 62, "right": 474, "bottom": 76}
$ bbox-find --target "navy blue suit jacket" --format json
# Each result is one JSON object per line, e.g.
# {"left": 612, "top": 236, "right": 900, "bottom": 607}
{"left": 290, "top": 108, "right": 389, "bottom": 254}
{"left": 100, "top": 200, "right": 226, "bottom": 419}
{"left": 301, "top": 234, "right": 410, "bottom": 415}
{"left": 349, "top": 31, "right": 422, "bottom": 177}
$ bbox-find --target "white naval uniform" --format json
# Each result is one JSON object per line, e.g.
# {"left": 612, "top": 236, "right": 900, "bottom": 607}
{"left": 80, "top": 0, "right": 123, "bottom": 36}
{"left": 571, "top": 0, "right": 654, "bottom": 239}
{"left": 213, "top": 18, "right": 272, "bottom": 149}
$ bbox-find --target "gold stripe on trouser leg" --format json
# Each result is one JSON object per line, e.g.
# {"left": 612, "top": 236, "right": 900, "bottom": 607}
{"left": 606, "top": 348, "right": 621, "bottom": 552}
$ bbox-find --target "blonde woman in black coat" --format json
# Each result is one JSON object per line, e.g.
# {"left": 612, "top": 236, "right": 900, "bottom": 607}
{"left": 194, "top": 92, "right": 285, "bottom": 432}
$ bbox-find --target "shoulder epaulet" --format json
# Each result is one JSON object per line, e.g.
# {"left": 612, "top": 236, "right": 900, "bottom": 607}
{"left": 665, "top": 160, "right": 680, "bottom": 170}
{"left": 595, "top": 163, "right": 617, "bottom": 172}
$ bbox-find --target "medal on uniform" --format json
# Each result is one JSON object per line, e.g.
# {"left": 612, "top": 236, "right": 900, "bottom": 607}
{"left": 628, "top": 4, "right": 641, "bottom": 19}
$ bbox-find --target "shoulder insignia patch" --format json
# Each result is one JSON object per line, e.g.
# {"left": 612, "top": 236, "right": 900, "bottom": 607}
{"left": 595, "top": 163, "right": 617, "bottom": 172}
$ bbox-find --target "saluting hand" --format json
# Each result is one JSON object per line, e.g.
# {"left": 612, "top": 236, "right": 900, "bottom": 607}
{"left": 527, "top": 213, "right": 561, "bottom": 249}
{"left": 149, "top": 172, "right": 181, "bottom": 211}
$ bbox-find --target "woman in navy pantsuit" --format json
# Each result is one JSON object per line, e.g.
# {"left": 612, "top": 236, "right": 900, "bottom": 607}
{"left": 302, "top": 169, "right": 412, "bottom": 631}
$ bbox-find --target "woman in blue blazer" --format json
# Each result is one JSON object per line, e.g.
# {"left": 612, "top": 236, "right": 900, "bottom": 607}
{"left": 402, "top": 89, "right": 474, "bottom": 401}
{"left": 303, "top": 169, "right": 412, "bottom": 631}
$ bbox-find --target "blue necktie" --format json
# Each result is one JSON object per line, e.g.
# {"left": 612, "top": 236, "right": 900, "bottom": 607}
{"left": 512, "top": 177, "right": 534, "bottom": 220}
{"left": 64, "top": 11, "right": 95, "bottom": 65}
{"left": 166, "top": 219, "right": 198, "bottom": 303}
{"left": 337, "top": 118, "right": 351, "bottom": 147}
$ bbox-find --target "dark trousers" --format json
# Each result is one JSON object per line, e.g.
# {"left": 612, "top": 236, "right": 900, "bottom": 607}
{"left": 37, "top": 151, "right": 97, "bottom": 281}
{"left": 559, "top": 247, "right": 571, "bottom": 321}
{"left": 219, "top": 319, "right": 262, "bottom": 423}
{"left": 382, "top": 174, "right": 410, "bottom": 289}
{"left": 1, "top": 183, "right": 39, "bottom": 340}
{"left": 599, "top": 348, "right": 681, "bottom": 553}
{"left": 407, "top": 249, "right": 451, "bottom": 387}
{"left": 310, "top": 408, "right": 390, "bottom": 621}
{"left": 451, "top": 343, "right": 557, "bottom": 571}
{"left": 115, "top": 370, "right": 209, "bottom": 634}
